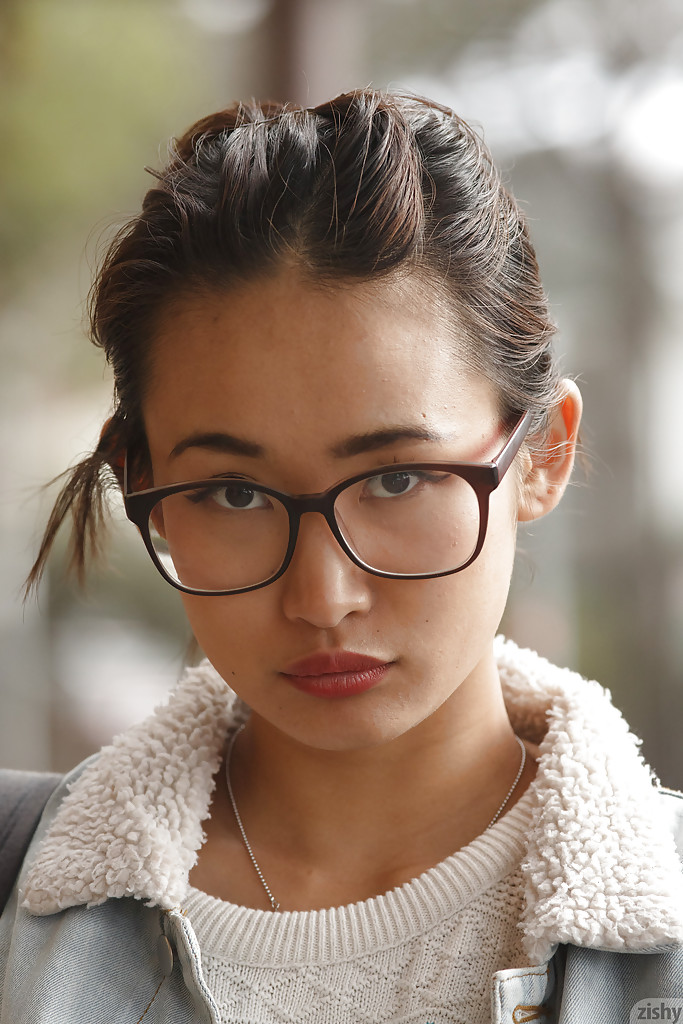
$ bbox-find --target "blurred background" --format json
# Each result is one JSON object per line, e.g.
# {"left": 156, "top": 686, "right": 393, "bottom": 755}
{"left": 1, "top": 0, "right": 682, "bottom": 782}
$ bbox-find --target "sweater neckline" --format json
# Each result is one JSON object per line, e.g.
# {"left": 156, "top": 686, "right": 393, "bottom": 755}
{"left": 182, "top": 788, "right": 533, "bottom": 966}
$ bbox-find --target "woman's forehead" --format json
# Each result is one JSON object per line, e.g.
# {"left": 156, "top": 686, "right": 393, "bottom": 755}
{"left": 142, "top": 272, "right": 498, "bottom": 464}
{"left": 147, "top": 272, "right": 473, "bottom": 392}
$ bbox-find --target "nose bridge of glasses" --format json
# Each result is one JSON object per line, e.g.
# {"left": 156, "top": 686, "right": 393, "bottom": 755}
{"left": 286, "top": 489, "right": 339, "bottom": 522}
{"left": 282, "top": 490, "right": 355, "bottom": 571}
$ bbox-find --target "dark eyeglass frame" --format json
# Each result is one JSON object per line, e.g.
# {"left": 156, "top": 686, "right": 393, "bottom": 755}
{"left": 123, "top": 410, "right": 532, "bottom": 597}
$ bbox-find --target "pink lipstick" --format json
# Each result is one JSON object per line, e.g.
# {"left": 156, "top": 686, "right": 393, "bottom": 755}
{"left": 281, "top": 651, "right": 392, "bottom": 699}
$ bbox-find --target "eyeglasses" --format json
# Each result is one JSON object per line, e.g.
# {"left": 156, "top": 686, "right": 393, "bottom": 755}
{"left": 123, "top": 410, "right": 532, "bottom": 596}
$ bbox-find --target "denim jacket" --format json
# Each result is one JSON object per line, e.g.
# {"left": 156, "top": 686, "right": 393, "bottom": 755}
{"left": 2, "top": 638, "right": 683, "bottom": 1023}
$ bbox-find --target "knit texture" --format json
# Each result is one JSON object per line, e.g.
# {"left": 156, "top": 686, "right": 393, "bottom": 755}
{"left": 20, "top": 637, "right": 683, "bottom": 966}
{"left": 182, "top": 792, "right": 534, "bottom": 1024}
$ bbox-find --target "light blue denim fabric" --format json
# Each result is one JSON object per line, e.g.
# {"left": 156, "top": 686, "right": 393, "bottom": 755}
{"left": 491, "top": 940, "right": 683, "bottom": 1022}
{"left": 2, "top": 778, "right": 682, "bottom": 1023}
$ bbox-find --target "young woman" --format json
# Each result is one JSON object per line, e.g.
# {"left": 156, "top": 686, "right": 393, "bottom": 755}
{"left": 1, "top": 89, "right": 683, "bottom": 1024}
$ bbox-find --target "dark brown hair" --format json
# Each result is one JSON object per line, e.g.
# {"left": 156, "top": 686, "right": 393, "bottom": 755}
{"left": 27, "top": 88, "right": 561, "bottom": 592}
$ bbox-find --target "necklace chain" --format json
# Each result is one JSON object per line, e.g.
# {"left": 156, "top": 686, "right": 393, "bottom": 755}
{"left": 486, "top": 734, "right": 526, "bottom": 828}
{"left": 225, "top": 724, "right": 280, "bottom": 911}
{"left": 225, "top": 723, "right": 527, "bottom": 912}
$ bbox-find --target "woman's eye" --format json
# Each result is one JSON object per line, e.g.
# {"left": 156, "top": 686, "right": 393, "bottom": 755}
{"left": 210, "top": 483, "right": 270, "bottom": 510}
{"left": 363, "top": 471, "right": 422, "bottom": 498}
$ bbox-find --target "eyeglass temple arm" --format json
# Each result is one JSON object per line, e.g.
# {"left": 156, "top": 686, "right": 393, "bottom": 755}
{"left": 491, "top": 410, "right": 533, "bottom": 485}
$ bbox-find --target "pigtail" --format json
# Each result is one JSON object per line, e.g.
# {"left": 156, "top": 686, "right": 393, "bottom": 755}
{"left": 23, "top": 416, "right": 127, "bottom": 599}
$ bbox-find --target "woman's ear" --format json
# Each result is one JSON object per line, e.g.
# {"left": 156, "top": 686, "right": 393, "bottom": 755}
{"left": 517, "top": 379, "right": 583, "bottom": 522}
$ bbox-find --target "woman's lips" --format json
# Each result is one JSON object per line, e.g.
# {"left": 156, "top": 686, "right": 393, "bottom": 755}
{"left": 280, "top": 651, "right": 392, "bottom": 699}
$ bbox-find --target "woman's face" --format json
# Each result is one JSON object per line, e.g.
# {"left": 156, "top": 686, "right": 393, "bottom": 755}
{"left": 143, "top": 270, "right": 525, "bottom": 751}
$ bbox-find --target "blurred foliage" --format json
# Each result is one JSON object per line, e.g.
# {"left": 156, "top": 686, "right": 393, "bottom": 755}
{"left": 0, "top": 0, "right": 216, "bottom": 297}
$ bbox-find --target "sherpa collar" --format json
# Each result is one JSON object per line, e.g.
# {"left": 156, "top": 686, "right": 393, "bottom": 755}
{"left": 20, "top": 637, "right": 683, "bottom": 964}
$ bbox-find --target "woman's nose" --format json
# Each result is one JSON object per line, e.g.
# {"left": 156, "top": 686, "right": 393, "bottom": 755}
{"left": 279, "top": 511, "right": 373, "bottom": 628}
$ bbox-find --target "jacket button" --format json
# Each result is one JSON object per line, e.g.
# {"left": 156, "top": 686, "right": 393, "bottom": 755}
{"left": 157, "top": 934, "right": 174, "bottom": 977}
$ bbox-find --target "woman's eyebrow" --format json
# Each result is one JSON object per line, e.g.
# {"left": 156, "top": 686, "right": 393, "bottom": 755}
{"left": 330, "top": 425, "right": 453, "bottom": 457}
{"left": 170, "top": 432, "right": 265, "bottom": 459}
{"left": 169, "top": 425, "right": 451, "bottom": 461}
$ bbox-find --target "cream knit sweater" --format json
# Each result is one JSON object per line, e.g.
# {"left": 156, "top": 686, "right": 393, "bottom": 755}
{"left": 183, "top": 789, "right": 534, "bottom": 1023}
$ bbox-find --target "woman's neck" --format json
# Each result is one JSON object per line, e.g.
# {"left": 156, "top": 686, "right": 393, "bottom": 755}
{"left": 190, "top": 652, "right": 539, "bottom": 911}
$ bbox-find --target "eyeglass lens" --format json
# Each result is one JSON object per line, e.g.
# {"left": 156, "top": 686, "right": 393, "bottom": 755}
{"left": 147, "top": 470, "right": 481, "bottom": 593}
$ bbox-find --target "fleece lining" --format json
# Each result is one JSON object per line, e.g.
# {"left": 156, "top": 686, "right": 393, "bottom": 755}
{"left": 20, "top": 637, "right": 683, "bottom": 964}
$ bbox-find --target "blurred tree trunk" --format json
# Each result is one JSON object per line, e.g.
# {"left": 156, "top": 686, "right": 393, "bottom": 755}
{"left": 261, "top": 0, "right": 365, "bottom": 105}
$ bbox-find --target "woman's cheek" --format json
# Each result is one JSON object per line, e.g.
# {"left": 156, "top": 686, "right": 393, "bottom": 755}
{"left": 181, "top": 592, "right": 273, "bottom": 676}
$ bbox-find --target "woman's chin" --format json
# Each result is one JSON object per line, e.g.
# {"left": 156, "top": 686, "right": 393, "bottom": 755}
{"left": 249, "top": 691, "right": 443, "bottom": 754}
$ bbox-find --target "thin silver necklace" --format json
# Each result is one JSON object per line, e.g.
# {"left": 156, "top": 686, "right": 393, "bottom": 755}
{"left": 225, "top": 724, "right": 280, "bottom": 911}
{"left": 486, "top": 734, "right": 527, "bottom": 828}
{"left": 224, "top": 724, "right": 526, "bottom": 912}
